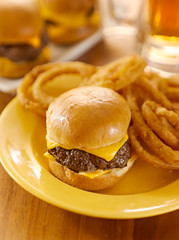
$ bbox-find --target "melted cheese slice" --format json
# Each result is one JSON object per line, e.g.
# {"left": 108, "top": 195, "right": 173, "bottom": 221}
{"left": 44, "top": 151, "right": 56, "bottom": 161}
{"left": 28, "top": 36, "right": 41, "bottom": 48}
{"left": 46, "top": 134, "right": 128, "bottom": 162}
{"left": 78, "top": 169, "right": 112, "bottom": 179}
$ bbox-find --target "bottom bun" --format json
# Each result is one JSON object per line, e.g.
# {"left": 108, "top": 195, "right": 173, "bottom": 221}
{"left": 49, "top": 157, "right": 136, "bottom": 191}
{"left": 0, "top": 47, "right": 49, "bottom": 79}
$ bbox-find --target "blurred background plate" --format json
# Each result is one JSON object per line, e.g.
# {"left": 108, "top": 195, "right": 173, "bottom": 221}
{"left": 0, "top": 30, "right": 102, "bottom": 94}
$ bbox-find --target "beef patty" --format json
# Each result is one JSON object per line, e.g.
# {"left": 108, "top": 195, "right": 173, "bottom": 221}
{"left": 0, "top": 30, "right": 48, "bottom": 62}
{"left": 48, "top": 141, "right": 131, "bottom": 173}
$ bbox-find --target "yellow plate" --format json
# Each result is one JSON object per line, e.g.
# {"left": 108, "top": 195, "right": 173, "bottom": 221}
{"left": 0, "top": 98, "right": 179, "bottom": 219}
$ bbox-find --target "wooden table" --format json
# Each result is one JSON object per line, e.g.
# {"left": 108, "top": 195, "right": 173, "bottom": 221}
{"left": 0, "top": 38, "right": 179, "bottom": 240}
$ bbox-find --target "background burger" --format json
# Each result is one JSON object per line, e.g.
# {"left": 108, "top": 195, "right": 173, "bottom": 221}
{"left": 45, "top": 86, "right": 136, "bottom": 191}
{"left": 0, "top": 0, "right": 49, "bottom": 79}
{"left": 39, "top": 0, "right": 100, "bottom": 44}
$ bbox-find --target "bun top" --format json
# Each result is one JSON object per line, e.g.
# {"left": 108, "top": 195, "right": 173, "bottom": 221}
{"left": 47, "top": 86, "right": 131, "bottom": 149}
{"left": 0, "top": 0, "right": 43, "bottom": 45}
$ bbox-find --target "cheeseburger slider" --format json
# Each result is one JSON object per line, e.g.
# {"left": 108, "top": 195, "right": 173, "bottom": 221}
{"left": 45, "top": 86, "right": 136, "bottom": 190}
{"left": 0, "top": 0, "right": 49, "bottom": 79}
{"left": 39, "top": 0, "right": 100, "bottom": 44}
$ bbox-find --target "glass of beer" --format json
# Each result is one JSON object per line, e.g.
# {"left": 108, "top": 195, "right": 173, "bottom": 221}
{"left": 39, "top": 0, "right": 100, "bottom": 45}
{"left": 139, "top": 0, "right": 179, "bottom": 73}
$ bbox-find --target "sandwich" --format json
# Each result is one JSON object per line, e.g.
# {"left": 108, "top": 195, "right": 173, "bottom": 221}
{"left": 0, "top": 0, "right": 49, "bottom": 79}
{"left": 39, "top": 0, "right": 99, "bottom": 44}
{"left": 45, "top": 86, "right": 136, "bottom": 190}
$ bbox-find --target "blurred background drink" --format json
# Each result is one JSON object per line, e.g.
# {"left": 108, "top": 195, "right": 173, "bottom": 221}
{"left": 149, "top": 0, "right": 179, "bottom": 39}
{"left": 39, "top": 0, "right": 100, "bottom": 45}
{"left": 97, "top": 0, "right": 143, "bottom": 62}
{"left": 99, "top": 0, "right": 143, "bottom": 37}
{"left": 140, "top": 0, "right": 179, "bottom": 73}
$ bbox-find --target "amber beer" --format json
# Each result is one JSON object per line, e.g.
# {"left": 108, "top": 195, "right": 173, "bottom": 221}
{"left": 140, "top": 0, "right": 179, "bottom": 72}
{"left": 149, "top": 0, "right": 179, "bottom": 41}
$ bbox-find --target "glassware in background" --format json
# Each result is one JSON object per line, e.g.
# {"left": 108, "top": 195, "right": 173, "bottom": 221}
{"left": 139, "top": 0, "right": 179, "bottom": 73}
{"left": 97, "top": 0, "right": 143, "bottom": 62}
{"left": 39, "top": 0, "right": 100, "bottom": 45}
{"left": 98, "top": 0, "right": 143, "bottom": 37}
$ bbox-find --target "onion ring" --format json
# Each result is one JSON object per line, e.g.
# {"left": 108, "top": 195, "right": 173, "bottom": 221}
{"left": 141, "top": 101, "right": 179, "bottom": 149}
{"left": 145, "top": 72, "right": 179, "bottom": 101}
{"left": 144, "top": 71, "right": 168, "bottom": 93}
{"left": 17, "top": 64, "right": 57, "bottom": 116}
{"left": 17, "top": 62, "right": 96, "bottom": 116}
{"left": 129, "top": 126, "right": 179, "bottom": 170}
{"left": 160, "top": 116, "right": 179, "bottom": 139}
{"left": 126, "top": 86, "right": 179, "bottom": 166}
{"left": 82, "top": 55, "right": 146, "bottom": 91}
{"left": 134, "top": 76, "right": 173, "bottom": 110}
{"left": 166, "top": 87, "right": 179, "bottom": 101}
{"left": 167, "top": 75, "right": 179, "bottom": 87}
{"left": 156, "top": 107, "right": 179, "bottom": 130}
{"left": 32, "top": 62, "right": 96, "bottom": 109}
{"left": 173, "top": 103, "right": 179, "bottom": 114}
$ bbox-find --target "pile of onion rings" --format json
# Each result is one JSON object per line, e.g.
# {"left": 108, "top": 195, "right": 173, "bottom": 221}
{"left": 144, "top": 72, "right": 179, "bottom": 111}
{"left": 82, "top": 54, "right": 146, "bottom": 91}
{"left": 17, "top": 54, "right": 179, "bottom": 170}
{"left": 160, "top": 75, "right": 179, "bottom": 102}
{"left": 17, "top": 55, "right": 146, "bottom": 116}
{"left": 124, "top": 73, "right": 179, "bottom": 170}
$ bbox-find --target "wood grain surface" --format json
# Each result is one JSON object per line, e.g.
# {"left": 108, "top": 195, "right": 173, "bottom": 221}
{"left": 0, "top": 38, "right": 179, "bottom": 240}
